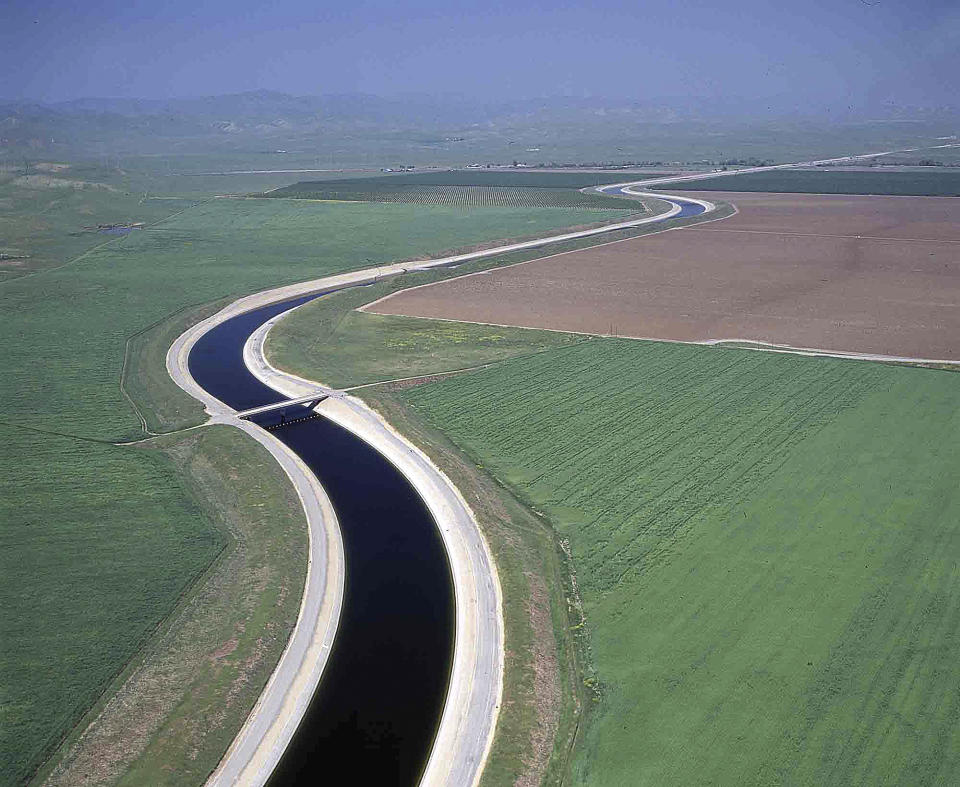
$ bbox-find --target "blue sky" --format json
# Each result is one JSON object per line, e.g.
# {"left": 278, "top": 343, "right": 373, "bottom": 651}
{"left": 1, "top": 0, "right": 957, "bottom": 107}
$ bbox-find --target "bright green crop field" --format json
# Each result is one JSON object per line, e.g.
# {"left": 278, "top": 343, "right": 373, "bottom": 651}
{"left": 0, "top": 194, "right": 625, "bottom": 783}
{"left": 401, "top": 339, "right": 960, "bottom": 784}
{"left": 0, "top": 425, "right": 223, "bottom": 785}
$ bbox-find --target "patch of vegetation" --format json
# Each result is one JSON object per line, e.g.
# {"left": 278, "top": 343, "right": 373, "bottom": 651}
{"left": 39, "top": 425, "right": 307, "bottom": 787}
{"left": 399, "top": 339, "right": 960, "bottom": 784}
{"left": 0, "top": 424, "right": 223, "bottom": 786}
{"left": 268, "top": 309, "right": 585, "bottom": 389}
{"left": 669, "top": 167, "right": 960, "bottom": 195}
{"left": 0, "top": 170, "right": 197, "bottom": 278}
{"left": 264, "top": 183, "right": 639, "bottom": 210}
{"left": 270, "top": 170, "right": 676, "bottom": 190}
{"left": 120, "top": 298, "right": 232, "bottom": 434}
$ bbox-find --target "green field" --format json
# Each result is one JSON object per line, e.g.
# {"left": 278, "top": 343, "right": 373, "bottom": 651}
{"left": 397, "top": 339, "right": 960, "bottom": 784}
{"left": 40, "top": 426, "right": 307, "bottom": 787}
{"left": 669, "top": 167, "right": 960, "bottom": 195}
{"left": 268, "top": 309, "right": 586, "bottom": 388}
{"left": 0, "top": 425, "right": 223, "bottom": 786}
{"left": 265, "top": 183, "right": 639, "bottom": 210}
{"left": 3, "top": 198, "right": 629, "bottom": 442}
{"left": 0, "top": 167, "right": 197, "bottom": 278}
{"left": 264, "top": 169, "right": 657, "bottom": 210}
{"left": 0, "top": 193, "right": 626, "bottom": 783}
{"left": 270, "top": 170, "right": 676, "bottom": 189}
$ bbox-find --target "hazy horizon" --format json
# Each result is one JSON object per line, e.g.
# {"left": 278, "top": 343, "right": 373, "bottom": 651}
{"left": 2, "top": 0, "right": 957, "bottom": 112}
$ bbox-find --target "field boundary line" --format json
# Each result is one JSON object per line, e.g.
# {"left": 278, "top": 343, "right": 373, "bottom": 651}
{"left": 360, "top": 200, "right": 736, "bottom": 316}
{"left": 340, "top": 337, "right": 595, "bottom": 391}
{"left": 343, "top": 363, "right": 496, "bottom": 390}
{"left": 356, "top": 307, "right": 960, "bottom": 367}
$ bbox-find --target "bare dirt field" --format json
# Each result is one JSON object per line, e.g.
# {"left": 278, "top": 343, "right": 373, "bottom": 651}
{"left": 367, "top": 192, "right": 960, "bottom": 360}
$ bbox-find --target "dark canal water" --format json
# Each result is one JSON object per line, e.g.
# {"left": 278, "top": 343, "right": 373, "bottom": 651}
{"left": 185, "top": 195, "right": 696, "bottom": 783}
{"left": 674, "top": 199, "right": 707, "bottom": 218}
{"left": 189, "top": 293, "right": 455, "bottom": 785}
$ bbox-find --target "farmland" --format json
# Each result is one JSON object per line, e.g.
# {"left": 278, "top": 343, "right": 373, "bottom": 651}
{"left": 0, "top": 164, "right": 197, "bottom": 278}
{"left": 0, "top": 424, "right": 223, "bottom": 786}
{"left": 371, "top": 191, "right": 960, "bottom": 359}
{"left": 265, "top": 183, "right": 640, "bottom": 210}
{"left": 264, "top": 169, "right": 661, "bottom": 210}
{"left": 0, "top": 193, "right": 625, "bottom": 783}
{"left": 3, "top": 198, "right": 631, "bottom": 441}
{"left": 271, "top": 170, "right": 676, "bottom": 189}
{"left": 397, "top": 338, "right": 960, "bottom": 784}
{"left": 268, "top": 309, "right": 586, "bottom": 389}
{"left": 40, "top": 426, "right": 307, "bottom": 787}
{"left": 668, "top": 167, "right": 960, "bottom": 195}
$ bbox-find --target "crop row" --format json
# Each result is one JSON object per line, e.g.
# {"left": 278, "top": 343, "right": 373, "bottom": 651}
{"left": 402, "top": 340, "right": 892, "bottom": 604}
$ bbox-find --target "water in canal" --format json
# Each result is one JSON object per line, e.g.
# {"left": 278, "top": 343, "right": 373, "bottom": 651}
{"left": 189, "top": 293, "right": 455, "bottom": 785}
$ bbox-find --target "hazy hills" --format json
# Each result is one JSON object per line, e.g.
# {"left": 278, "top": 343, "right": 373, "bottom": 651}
{"left": 1, "top": 90, "right": 957, "bottom": 165}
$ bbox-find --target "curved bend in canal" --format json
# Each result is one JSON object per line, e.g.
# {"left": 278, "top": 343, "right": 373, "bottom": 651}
{"left": 183, "top": 191, "right": 713, "bottom": 785}
{"left": 189, "top": 291, "right": 455, "bottom": 785}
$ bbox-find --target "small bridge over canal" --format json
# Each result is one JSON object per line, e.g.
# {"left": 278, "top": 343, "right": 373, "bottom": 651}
{"left": 236, "top": 389, "right": 342, "bottom": 421}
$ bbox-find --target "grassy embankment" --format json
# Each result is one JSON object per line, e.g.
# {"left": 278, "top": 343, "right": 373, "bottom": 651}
{"left": 395, "top": 340, "right": 960, "bottom": 784}
{"left": 668, "top": 167, "right": 960, "bottom": 195}
{"left": 1, "top": 191, "right": 630, "bottom": 784}
{"left": 37, "top": 426, "right": 307, "bottom": 787}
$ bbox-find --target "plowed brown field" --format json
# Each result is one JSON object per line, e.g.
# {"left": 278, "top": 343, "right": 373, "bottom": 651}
{"left": 367, "top": 192, "right": 960, "bottom": 359}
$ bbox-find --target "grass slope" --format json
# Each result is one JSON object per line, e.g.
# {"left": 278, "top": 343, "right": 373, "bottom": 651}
{"left": 400, "top": 339, "right": 960, "bottom": 784}
{"left": 669, "top": 167, "right": 960, "bottom": 195}
{"left": 0, "top": 196, "right": 628, "bottom": 783}
{"left": 0, "top": 175, "right": 196, "bottom": 278}
{"left": 0, "top": 425, "right": 222, "bottom": 786}
{"left": 41, "top": 426, "right": 306, "bottom": 787}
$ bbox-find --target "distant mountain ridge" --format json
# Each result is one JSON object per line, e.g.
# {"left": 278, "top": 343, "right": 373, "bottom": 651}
{"left": 6, "top": 89, "right": 958, "bottom": 124}
{"left": 1, "top": 90, "right": 957, "bottom": 161}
